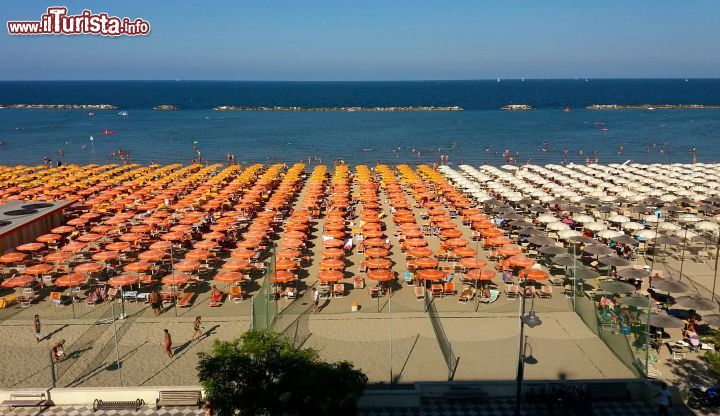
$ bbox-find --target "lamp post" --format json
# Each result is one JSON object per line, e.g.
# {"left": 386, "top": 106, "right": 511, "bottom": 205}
{"left": 515, "top": 286, "right": 542, "bottom": 416}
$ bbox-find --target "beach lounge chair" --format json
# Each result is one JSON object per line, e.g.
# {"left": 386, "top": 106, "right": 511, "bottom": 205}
{"left": 177, "top": 291, "right": 195, "bottom": 307}
{"left": 161, "top": 291, "right": 175, "bottom": 306}
{"left": 49, "top": 292, "right": 66, "bottom": 307}
{"left": 0, "top": 294, "right": 17, "bottom": 309}
{"left": 403, "top": 271, "right": 413, "bottom": 286}
{"left": 431, "top": 284, "right": 443, "bottom": 299}
{"left": 505, "top": 285, "right": 519, "bottom": 299}
{"left": 353, "top": 277, "right": 365, "bottom": 289}
{"left": 443, "top": 281, "right": 456, "bottom": 296}
{"left": 107, "top": 287, "right": 118, "bottom": 301}
{"left": 480, "top": 289, "right": 500, "bottom": 304}
{"left": 123, "top": 291, "right": 138, "bottom": 303}
{"left": 415, "top": 285, "right": 426, "bottom": 301}
{"left": 458, "top": 286, "right": 475, "bottom": 303}
{"left": 539, "top": 285, "right": 552, "bottom": 299}
{"left": 228, "top": 286, "right": 243, "bottom": 303}
{"left": 332, "top": 284, "right": 344, "bottom": 298}
{"left": 369, "top": 286, "right": 380, "bottom": 298}
{"left": 285, "top": 286, "right": 296, "bottom": 300}
{"left": 318, "top": 285, "right": 331, "bottom": 300}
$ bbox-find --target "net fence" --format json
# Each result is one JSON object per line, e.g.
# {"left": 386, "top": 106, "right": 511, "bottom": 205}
{"left": 251, "top": 250, "right": 277, "bottom": 331}
{"left": 424, "top": 288, "right": 459, "bottom": 381}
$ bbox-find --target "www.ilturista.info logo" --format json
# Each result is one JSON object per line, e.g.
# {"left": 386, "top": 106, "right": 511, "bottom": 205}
{"left": 7, "top": 7, "right": 150, "bottom": 36}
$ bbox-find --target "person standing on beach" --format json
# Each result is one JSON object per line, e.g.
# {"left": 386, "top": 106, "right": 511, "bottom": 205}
{"left": 312, "top": 288, "right": 320, "bottom": 313}
{"left": 191, "top": 316, "right": 203, "bottom": 342}
{"left": 34, "top": 315, "right": 43, "bottom": 342}
{"left": 163, "top": 329, "right": 173, "bottom": 358}
{"left": 150, "top": 291, "right": 162, "bottom": 316}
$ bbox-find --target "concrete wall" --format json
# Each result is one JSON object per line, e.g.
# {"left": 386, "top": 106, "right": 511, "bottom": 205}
{"left": 0, "top": 386, "right": 205, "bottom": 406}
{"left": 0, "top": 380, "right": 677, "bottom": 409}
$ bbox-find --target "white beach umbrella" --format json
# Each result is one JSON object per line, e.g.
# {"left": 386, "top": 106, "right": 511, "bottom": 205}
{"left": 695, "top": 221, "right": 720, "bottom": 231}
{"left": 557, "top": 229, "right": 582, "bottom": 240}
{"left": 536, "top": 214, "right": 558, "bottom": 224}
{"left": 546, "top": 222, "right": 571, "bottom": 231}
{"left": 608, "top": 215, "right": 630, "bottom": 224}
{"left": 622, "top": 222, "right": 645, "bottom": 231}
{"left": 677, "top": 214, "right": 701, "bottom": 224}
{"left": 598, "top": 230, "right": 623, "bottom": 239}
{"left": 658, "top": 222, "right": 680, "bottom": 231}
{"left": 643, "top": 215, "right": 660, "bottom": 223}
{"left": 572, "top": 214, "right": 595, "bottom": 223}
{"left": 636, "top": 229, "right": 657, "bottom": 240}
{"left": 584, "top": 222, "right": 608, "bottom": 232}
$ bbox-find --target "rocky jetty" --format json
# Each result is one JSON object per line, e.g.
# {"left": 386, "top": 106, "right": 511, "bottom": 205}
{"left": 587, "top": 104, "right": 720, "bottom": 110}
{"left": 501, "top": 104, "right": 533, "bottom": 110}
{"left": 213, "top": 105, "right": 462, "bottom": 112}
{"left": 0, "top": 104, "right": 117, "bottom": 110}
{"left": 153, "top": 105, "right": 178, "bottom": 111}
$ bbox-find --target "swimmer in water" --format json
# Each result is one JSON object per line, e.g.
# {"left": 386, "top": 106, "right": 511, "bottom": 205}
{"left": 618, "top": 145, "right": 624, "bottom": 154}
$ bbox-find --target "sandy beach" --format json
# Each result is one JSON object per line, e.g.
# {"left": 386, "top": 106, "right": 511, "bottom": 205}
{"left": 0, "top": 161, "right": 718, "bottom": 392}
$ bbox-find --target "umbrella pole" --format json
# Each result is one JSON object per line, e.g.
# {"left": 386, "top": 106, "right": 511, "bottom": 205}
{"left": 120, "top": 286, "right": 125, "bottom": 319}
{"left": 110, "top": 301, "right": 123, "bottom": 386}
{"left": 649, "top": 212, "right": 662, "bottom": 272}
{"left": 572, "top": 244, "right": 577, "bottom": 311}
{"left": 70, "top": 286, "right": 76, "bottom": 319}
{"left": 644, "top": 291, "right": 651, "bottom": 377}
{"left": 388, "top": 292, "right": 393, "bottom": 384}
{"left": 677, "top": 227, "right": 688, "bottom": 281}
{"left": 712, "top": 234, "right": 720, "bottom": 301}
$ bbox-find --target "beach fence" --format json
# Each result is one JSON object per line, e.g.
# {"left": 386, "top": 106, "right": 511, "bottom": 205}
{"left": 572, "top": 276, "right": 646, "bottom": 378}
{"left": 251, "top": 251, "right": 277, "bottom": 331}
{"left": 424, "top": 291, "right": 459, "bottom": 381}
{"left": 273, "top": 287, "right": 313, "bottom": 348}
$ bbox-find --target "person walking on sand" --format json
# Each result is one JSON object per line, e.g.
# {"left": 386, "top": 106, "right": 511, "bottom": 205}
{"left": 191, "top": 316, "right": 203, "bottom": 342}
{"left": 163, "top": 329, "right": 173, "bottom": 358}
{"left": 34, "top": 315, "right": 43, "bottom": 342}
{"left": 312, "top": 287, "right": 320, "bottom": 313}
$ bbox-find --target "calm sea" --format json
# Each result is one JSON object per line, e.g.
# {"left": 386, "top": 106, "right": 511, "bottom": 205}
{"left": 0, "top": 80, "right": 719, "bottom": 166}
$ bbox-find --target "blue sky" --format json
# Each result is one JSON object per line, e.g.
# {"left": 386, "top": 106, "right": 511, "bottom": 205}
{"left": 1, "top": 1, "right": 719, "bottom": 80}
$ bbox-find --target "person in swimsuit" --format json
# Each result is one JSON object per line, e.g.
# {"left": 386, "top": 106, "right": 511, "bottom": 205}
{"left": 164, "top": 329, "right": 172, "bottom": 358}
{"left": 191, "top": 316, "right": 203, "bottom": 342}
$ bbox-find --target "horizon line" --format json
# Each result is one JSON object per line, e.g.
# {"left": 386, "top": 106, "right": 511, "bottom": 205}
{"left": 0, "top": 77, "right": 717, "bottom": 82}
